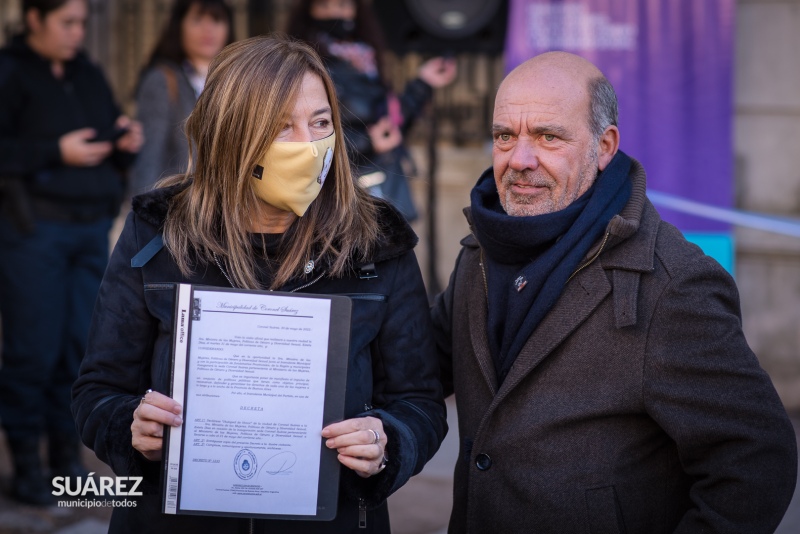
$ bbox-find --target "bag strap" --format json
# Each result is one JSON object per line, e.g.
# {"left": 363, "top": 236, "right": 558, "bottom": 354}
{"left": 158, "top": 65, "right": 179, "bottom": 105}
{"left": 131, "top": 234, "right": 164, "bottom": 268}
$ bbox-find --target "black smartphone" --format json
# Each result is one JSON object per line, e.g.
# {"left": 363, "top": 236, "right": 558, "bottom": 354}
{"left": 90, "top": 127, "right": 128, "bottom": 143}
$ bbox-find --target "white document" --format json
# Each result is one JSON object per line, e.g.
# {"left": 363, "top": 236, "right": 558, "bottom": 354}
{"left": 164, "top": 284, "right": 337, "bottom": 517}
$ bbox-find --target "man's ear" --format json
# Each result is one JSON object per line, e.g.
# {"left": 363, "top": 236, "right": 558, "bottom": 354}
{"left": 597, "top": 125, "right": 620, "bottom": 171}
{"left": 25, "top": 9, "right": 43, "bottom": 35}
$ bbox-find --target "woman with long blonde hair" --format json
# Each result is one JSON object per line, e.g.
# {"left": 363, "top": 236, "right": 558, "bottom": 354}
{"left": 72, "top": 36, "right": 445, "bottom": 533}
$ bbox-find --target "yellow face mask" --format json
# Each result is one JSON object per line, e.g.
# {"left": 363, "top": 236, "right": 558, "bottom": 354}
{"left": 251, "top": 133, "right": 336, "bottom": 217}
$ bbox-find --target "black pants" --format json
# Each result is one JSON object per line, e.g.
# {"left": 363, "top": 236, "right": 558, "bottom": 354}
{"left": 0, "top": 215, "right": 111, "bottom": 440}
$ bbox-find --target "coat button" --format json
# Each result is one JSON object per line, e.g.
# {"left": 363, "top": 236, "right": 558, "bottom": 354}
{"left": 475, "top": 453, "right": 492, "bottom": 471}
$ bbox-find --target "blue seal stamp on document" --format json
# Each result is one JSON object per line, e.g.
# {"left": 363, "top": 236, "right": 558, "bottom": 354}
{"left": 234, "top": 449, "right": 257, "bottom": 480}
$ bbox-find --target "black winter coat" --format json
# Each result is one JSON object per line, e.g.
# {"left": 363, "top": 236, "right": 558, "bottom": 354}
{"left": 72, "top": 186, "right": 446, "bottom": 533}
{"left": 327, "top": 56, "right": 432, "bottom": 221}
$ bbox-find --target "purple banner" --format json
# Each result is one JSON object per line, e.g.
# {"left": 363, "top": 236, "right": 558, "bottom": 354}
{"left": 505, "top": 0, "right": 735, "bottom": 232}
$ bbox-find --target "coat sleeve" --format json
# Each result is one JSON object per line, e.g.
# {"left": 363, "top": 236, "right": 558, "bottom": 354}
{"left": 71, "top": 211, "right": 162, "bottom": 488}
{"left": 129, "top": 67, "right": 173, "bottom": 196}
{"left": 358, "top": 250, "right": 447, "bottom": 505}
{"left": 397, "top": 78, "right": 432, "bottom": 135}
{"left": 642, "top": 254, "right": 797, "bottom": 533}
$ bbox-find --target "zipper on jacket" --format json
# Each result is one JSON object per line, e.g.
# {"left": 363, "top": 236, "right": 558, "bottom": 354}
{"left": 249, "top": 518, "right": 254, "bottom": 534}
{"left": 479, "top": 249, "right": 488, "bottom": 298}
{"left": 358, "top": 498, "right": 367, "bottom": 528}
{"left": 475, "top": 250, "right": 501, "bottom": 391}
{"left": 397, "top": 399, "right": 436, "bottom": 430}
{"left": 338, "top": 293, "right": 388, "bottom": 302}
{"left": 144, "top": 283, "right": 175, "bottom": 291}
{"left": 568, "top": 230, "right": 611, "bottom": 282}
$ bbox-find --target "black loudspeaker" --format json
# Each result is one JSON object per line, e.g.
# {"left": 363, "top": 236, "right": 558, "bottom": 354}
{"left": 374, "top": 0, "right": 508, "bottom": 56}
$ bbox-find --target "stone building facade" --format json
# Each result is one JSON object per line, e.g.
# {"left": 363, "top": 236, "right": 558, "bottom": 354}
{"left": 734, "top": 0, "right": 800, "bottom": 407}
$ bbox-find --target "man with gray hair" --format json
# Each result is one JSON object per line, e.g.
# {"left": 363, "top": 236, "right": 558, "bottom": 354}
{"left": 432, "top": 51, "right": 797, "bottom": 533}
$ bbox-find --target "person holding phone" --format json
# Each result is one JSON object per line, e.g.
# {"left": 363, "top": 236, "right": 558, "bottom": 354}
{"left": 0, "top": 0, "right": 143, "bottom": 506}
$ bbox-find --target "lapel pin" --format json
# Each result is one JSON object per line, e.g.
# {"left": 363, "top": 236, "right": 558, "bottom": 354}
{"left": 514, "top": 275, "right": 527, "bottom": 292}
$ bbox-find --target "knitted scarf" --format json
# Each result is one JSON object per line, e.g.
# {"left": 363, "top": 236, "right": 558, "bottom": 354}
{"left": 470, "top": 150, "right": 633, "bottom": 384}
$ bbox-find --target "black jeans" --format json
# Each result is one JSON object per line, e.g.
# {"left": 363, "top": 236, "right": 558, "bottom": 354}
{"left": 0, "top": 214, "right": 111, "bottom": 440}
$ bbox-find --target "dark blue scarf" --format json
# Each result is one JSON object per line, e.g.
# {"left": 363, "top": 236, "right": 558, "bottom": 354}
{"left": 470, "top": 151, "right": 633, "bottom": 384}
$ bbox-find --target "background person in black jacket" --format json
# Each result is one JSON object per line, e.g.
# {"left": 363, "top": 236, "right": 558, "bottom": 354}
{"left": 287, "top": 0, "right": 456, "bottom": 222}
{"left": 0, "top": 0, "right": 143, "bottom": 506}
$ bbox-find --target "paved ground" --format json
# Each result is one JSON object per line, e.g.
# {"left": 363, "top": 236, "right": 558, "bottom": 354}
{"left": 0, "top": 442, "right": 113, "bottom": 534}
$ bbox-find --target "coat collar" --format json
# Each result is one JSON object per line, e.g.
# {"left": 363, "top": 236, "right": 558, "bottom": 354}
{"left": 596, "top": 158, "right": 657, "bottom": 274}
{"left": 130, "top": 184, "right": 418, "bottom": 264}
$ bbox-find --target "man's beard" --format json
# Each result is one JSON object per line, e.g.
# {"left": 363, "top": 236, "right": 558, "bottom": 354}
{"left": 500, "top": 148, "right": 599, "bottom": 217}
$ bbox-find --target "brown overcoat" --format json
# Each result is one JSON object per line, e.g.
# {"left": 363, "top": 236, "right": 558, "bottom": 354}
{"left": 432, "top": 160, "right": 797, "bottom": 533}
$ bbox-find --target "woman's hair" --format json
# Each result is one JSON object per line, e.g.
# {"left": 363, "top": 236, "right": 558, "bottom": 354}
{"left": 145, "top": 0, "right": 234, "bottom": 68}
{"left": 286, "top": 0, "right": 387, "bottom": 78}
{"left": 161, "top": 36, "right": 380, "bottom": 290}
{"left": 22, "top": 0, "right": 72, "bottom": 33}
